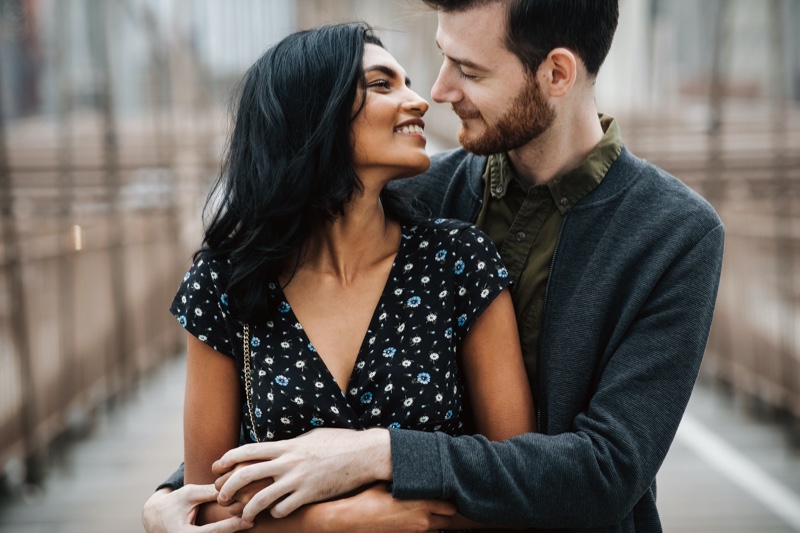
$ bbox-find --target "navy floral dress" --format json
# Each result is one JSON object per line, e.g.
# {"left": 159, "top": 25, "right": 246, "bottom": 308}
{"left": 171, "top": 218, "right": 511, "bottom": 443}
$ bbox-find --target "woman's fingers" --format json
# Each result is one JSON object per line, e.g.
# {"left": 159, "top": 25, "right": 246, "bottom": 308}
{"left": 240, "top": 481, "right": 294, "bottom": 523}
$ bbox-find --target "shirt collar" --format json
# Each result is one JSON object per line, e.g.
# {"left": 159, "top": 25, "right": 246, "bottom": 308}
{"left": 483, "top": 114, "right": 623, "bottom": 214}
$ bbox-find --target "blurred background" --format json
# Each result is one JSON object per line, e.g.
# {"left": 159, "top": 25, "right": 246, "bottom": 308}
{"left": 0, "top": 0, "right": 799, "bottom": 531}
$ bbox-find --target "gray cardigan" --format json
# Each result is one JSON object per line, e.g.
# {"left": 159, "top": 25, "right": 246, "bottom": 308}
{"left": 388, "top": 146, "right": 724, "bottom": 532}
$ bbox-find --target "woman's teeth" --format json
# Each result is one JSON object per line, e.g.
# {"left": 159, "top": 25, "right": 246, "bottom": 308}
{"left": 395, "top": 124, "right": 424, "bottom": 135}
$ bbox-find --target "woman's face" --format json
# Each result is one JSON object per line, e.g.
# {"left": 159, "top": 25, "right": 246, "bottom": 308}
{"left": 351, "top": 44, "right": 431, "bottom": 184}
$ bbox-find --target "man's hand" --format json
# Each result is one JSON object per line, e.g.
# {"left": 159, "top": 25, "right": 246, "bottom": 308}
{"left": 214, "top": 461, "right": 274, "bottom": 516}
{"left": 142, "top": 485, "right": 252, "bottom": 533}
{"left": 212, "top": 427, "right": 391, "bottom": 522}
{"left": 327, "top": 483, "right": 457, "bottom": 533}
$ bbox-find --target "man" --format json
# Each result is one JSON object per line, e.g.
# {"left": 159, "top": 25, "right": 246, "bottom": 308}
{"left": 144, "top": 1, "right": 724, "bottom": 531}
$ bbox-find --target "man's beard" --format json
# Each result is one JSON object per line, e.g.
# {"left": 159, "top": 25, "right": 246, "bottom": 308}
{"left": 458, "top": 79, "right": 556, "bottom": 155}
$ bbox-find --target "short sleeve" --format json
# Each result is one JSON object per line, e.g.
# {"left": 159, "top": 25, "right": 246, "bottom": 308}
{"left": 451, "top": 225, "right": 511, "bottom": 339}
{"left": 170, "top": 257, "right": 234, "bottom": 357}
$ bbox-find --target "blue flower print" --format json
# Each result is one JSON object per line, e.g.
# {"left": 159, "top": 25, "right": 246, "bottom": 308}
{"left": 454, "top": 259, "right": 465, "bottom": 274}
{"left": 178, "top": 315, "right": 187, "bottom": 327}
{"left": 360, "top": 392, "right": 373, "bottom": 404}
{"left": 308, "top": 343, "right": 316, "bottom": 352}
{"left": 383, "top": 347, "right": 396, "bottom": 358}
{"left": 457, "top": 314, "right": 468, "bottom": 327}
{"left": 249, "top": 429, "right": 257, "bottom": 441}
{"left": 444, "top": 327, "right": 453, "bottom": 339}
{"left": 417, "top": 372, "right": 431, "bottom": 384}
{"left": 220, "top": 293, "right": 229, "bottom": 306}
{"left": 407, "top": 296, "right": 421, "bottom": 308}
{"left": 434, "top": 218, "right": 445, "bottom": 223}
{"left": 445, "top": 410, "right": 453, "bottom": 420}
{"left": 311, "top": 417, "right": 324, "bottom": 427}
{"left": 255, "top": 407, "right": 262, "bottom": 418}
{"left": 388, "top": 422, "right": 401, "bottom": 429}
{"left": 183, "top": 272, "right": 190, "bottom": 281}
{"left": 435, "top": 249, "right": 447, "bottom": 261}
{"left": 275, "top": 375, "right": 289, "bottom": 386}
{"left": 278, "top": 301, "right": 291, "bottom": 313}
{"left": 251, "top": 336, "right": 260, "bottom": 347}
{"left": 498, "top": 267, "right": 509, "bottom": 278}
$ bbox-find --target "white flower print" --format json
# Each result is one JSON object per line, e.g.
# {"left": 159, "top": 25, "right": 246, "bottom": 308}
{"left": 477, "top": 261, "right": 485, "bottom": 270}
{"left": 404, "top": 398, "right": 414, "bottom": 407}
{"left": 193, "top": 282, "right": 201, "bottom": 290}
{"left": 421, "top": 276, "right": 430, "bottom": 285}
{"left": 404, "top": 263, "right": 413, "bottom": 271}
{"left": 371, "top": 408, "right": 381, "bottom": 416}
{"left": 357, "top": 361, "right": 366, "bottom": 369}
{"left": 265, "top": 357, "right": 273, "bottom": 365}
{"left": 259, "top": 370, "right": 266, "bottom": 377}
{"left": 430, "top": 353, "right": 439, "bottom": 361}
{"left": 439, "top": 290, "right": 448, "bottom": 298}
{"left": 198, "top": 335, "right": 207, "bottom": 342}
{"left": 411, "top": 336, "right": 422, "bottom": 345}
{"left": 267, "top": 392, "right": 274, "bottom": 401}
{"left": 402, "top": 359, "right": 412, "bottom": 368}
{"left": 281, "top": 417, "right": 291, "bottom": 425}
{"left": 281, "top": 341, "right": 290, "bottom": 349}
{"left": 295, "top": 361, "right": 305, "bottom": 369}
{"left": 419, "top": 415, "right": 429, "bottom": 423}
{"left": 394, "top": 288, "right": 403, "bottom": 296}
{"left": 459, "top": 287, "right": 467, "bottom": 296}
{"left": 419, "top": 240, "right": 429, "bottom": 249}
{"left": 397, "top": 323, "right": 405, "bottom": 333}
{"left": 293, "top": 397, "right": 304, "bottom": 405}
{"left": 331, "top": 406, "right": 340, "bottom": 414}
{"left": 435, "top": 393, "right": 443, "bottom": 402}
{"left": 210, "top": 271, "right": 218, "bottom": 280}
{"left": 480, "top": 288, "right": 490, "bottom": 298}
{"left": 426, "top": 313, "right": 437, "bottom": 323}
{"left": 194, "top": 308, "right": 202, "bottom": 317}
{"left": 315, "top": 381, "right": 324, "bottom": 389}
{"left": 385, "top": 383, "right": 393, "bottom": 392}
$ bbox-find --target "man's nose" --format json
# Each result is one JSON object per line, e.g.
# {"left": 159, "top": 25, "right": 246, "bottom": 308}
{"left": 431, "top": 64, "right": 457, "bottom": 104}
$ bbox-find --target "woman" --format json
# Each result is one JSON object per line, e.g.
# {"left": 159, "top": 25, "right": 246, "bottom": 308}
{"left": 170, "top": 22, "right": 534, "bottom": 530}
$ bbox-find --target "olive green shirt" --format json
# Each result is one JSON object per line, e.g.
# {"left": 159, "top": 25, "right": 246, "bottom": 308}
{"left": 475, "top": 115, "right": 623, "bottom": 384}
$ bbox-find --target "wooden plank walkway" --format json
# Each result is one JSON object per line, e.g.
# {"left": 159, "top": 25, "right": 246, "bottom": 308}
{"left": 1, "top": 355, "right": 799, "bottom": 532}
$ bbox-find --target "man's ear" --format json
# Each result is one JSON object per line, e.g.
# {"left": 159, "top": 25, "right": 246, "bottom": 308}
{"left": 538, "top": 48, "right": 578, "bottom": 97}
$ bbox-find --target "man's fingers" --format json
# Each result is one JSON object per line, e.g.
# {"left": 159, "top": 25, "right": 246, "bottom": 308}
{"left": 195, "top": 516, "right": 252, "bottom": 532}
{"left": 214, "top": 469, "right": 234, "bottom": 490}
{"left": 269, "top": 490, "right": 306, "bottom": 519}
{"left": 218, "top": 462, "right": 279, "bottom": 503}
{"left": 241, "top": 482, "right": 293, "bottom": 524}
{"left": 178, "top": 483, "right": 221, "bottom": 505}
{"left": 214, "top": 443, "right": 282, "bottom": 472}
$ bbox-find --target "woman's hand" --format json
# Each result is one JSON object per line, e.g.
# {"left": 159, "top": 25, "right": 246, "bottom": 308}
{"left": 325, "top": 483, "right": 457, "bottom": 533}
{"left": 211, "top": 428, "right": 392, "bottom": 523}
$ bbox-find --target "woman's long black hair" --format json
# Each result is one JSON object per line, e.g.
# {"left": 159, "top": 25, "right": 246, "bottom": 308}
{"left": 197, "top": 22, "right": 420, "bottom": 323}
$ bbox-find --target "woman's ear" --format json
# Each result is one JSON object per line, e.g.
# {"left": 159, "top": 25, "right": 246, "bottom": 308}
{"left": 538, "top": 47, "right": 578, "bottom": 97}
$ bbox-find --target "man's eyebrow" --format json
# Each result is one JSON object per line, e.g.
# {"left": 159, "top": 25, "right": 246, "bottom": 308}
{"left": 365, "top": 65, "right": 412, "bottom": 86}
{"left": 435, "top": 40, "right": 486, "bottom": 72}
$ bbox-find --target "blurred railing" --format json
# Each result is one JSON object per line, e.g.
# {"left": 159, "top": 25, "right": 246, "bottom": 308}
{"left": 0, "top": 108, "right": 221, "bottom": 482}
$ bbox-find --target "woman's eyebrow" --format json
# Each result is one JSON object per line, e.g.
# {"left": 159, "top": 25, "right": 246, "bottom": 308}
{"left": 365, "top": 65, "right": 412, "bottom": 87}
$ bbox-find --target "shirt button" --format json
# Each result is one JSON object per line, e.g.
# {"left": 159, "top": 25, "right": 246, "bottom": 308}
{"left": 515, "top": 231, "right": 526, "bottom": 242}
{"left": 560, "top": 197, "right": 569, "bottom": 206}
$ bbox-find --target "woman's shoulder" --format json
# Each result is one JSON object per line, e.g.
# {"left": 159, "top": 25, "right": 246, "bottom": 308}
{"left": 407, "top": 218, "right": 492, "bottom": 248}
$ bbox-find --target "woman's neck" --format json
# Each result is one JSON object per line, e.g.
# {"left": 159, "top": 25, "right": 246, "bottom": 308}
{"left": 293, "top": 189, "right": 401, "bottom": 285}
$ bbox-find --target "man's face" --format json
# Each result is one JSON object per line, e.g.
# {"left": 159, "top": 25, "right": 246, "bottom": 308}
{"left": 431, "top": 2, "right": 555, "bottom": 154}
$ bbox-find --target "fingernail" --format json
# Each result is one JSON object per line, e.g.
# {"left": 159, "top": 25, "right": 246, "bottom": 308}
{"left": 240, "top": 519, "right": 253, "bottom": 528}
{"left": 218, "top": 493, "right": 229, "bottom": 502}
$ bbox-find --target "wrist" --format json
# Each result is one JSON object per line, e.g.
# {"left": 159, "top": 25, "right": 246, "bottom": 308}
{"left": 365, "top": 428, "right": 392, "bottom": 482}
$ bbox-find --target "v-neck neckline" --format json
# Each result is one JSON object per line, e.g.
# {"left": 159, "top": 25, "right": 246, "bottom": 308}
{"left": 275, "top": 224, "right": 410, "bottom": 396}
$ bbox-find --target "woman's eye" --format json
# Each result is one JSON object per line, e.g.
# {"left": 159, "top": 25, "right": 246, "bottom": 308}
{"left": 370, "top": 80, "right": 391, "bottom": 89}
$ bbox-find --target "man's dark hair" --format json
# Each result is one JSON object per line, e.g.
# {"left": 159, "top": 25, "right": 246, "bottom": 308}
{"left": 422, "top": 0, "right": 619, "bottom": 77}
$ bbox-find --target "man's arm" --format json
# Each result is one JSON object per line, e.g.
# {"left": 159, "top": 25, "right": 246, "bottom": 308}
{"left": 389, "top": 222, "right": 726, "bottom": 527}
